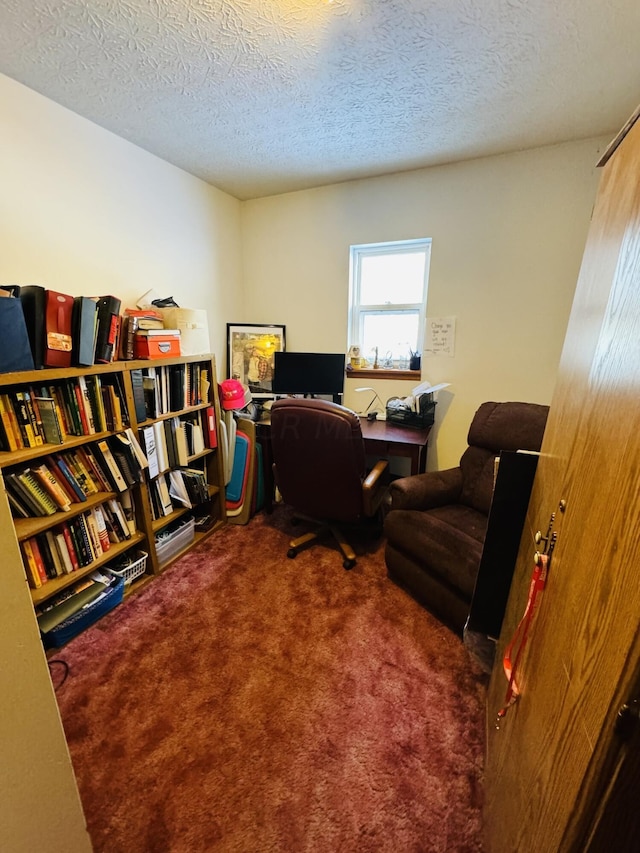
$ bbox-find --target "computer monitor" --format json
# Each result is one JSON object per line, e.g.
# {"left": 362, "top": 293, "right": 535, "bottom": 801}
{"left": 272, "top": 352, "right": 345, "bottom": 401}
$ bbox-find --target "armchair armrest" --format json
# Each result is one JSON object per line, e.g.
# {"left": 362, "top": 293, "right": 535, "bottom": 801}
{"left": 362, "top": 459, "right": 389, "bottom": 517}
{"left": 389, "top": 467, "right": 463, "bottom": 511}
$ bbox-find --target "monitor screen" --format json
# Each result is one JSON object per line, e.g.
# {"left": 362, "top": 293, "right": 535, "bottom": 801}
{"left": 272, "top": 352, "right": 345, "bottom": 397}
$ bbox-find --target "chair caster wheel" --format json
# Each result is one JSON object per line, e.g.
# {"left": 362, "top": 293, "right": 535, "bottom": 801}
{"left": 287, "top": 548, "right": 297, "bottom": 559}
{"left": 343, "top": 558, "right": 356, "bottom": 570}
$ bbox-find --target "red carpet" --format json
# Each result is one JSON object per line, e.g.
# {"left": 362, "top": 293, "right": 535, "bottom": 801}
{"left": 54, "top": 507, "right": 487, "bottom": 852}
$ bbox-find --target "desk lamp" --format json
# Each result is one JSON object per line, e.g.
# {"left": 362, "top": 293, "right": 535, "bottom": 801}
{"left": 355, "top": 387, "right": 385, "bottom": 419}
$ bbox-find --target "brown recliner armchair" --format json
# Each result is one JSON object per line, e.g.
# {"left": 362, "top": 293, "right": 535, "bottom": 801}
{"left": 384, "top": 401, "right": 549, "bottom": 633}
{"left": 270, "top": 397, "right": 388, "bottom": 569}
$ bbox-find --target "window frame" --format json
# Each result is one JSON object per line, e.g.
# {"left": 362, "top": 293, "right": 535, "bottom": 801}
{"left": 348, "top": 238, "right": 431, "bottom": 366}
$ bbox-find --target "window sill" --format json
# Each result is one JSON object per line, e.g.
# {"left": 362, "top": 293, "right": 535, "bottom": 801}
{"left": 345, "top": 368, "right": 421, "bottom": 381}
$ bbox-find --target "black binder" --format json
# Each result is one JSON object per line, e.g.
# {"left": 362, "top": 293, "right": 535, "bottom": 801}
{"left": 72, "top": 297, "right": 98, "bottom": 366}
{"left": 94, "top": 295, "right": 122, "bottom": 364}
{"left": 17, "top": 285, "right": 46, "bottom": 369}
{"left": 0, "top": 297, "right": 36, "bottom": 373}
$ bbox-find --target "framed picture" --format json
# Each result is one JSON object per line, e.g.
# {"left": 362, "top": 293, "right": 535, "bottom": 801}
{"left": 226, "top": 323, "right": 286, "bottom": 398}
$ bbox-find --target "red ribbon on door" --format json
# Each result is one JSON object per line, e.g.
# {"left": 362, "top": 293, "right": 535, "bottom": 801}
{"left": 496, "top": 553, "right": 548, "bottom": 727}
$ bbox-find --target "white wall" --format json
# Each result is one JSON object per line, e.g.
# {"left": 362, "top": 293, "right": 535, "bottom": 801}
{"left": 0, "top": 73, "right": 243, "bottom": 371}
{"left": 241, "top": 140, "right": 607, "bottom": 469}
{"left": 0, "top": 72, "right": 243, "bottom": 852}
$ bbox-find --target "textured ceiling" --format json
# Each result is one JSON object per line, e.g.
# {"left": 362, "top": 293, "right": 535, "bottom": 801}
{"left": 1, "top": 0, "right": 639, "bottom": 200}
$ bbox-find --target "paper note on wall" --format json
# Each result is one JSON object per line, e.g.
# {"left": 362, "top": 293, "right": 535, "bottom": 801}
{"left": 424, "top": 317, "right": 456, "bottom": 357}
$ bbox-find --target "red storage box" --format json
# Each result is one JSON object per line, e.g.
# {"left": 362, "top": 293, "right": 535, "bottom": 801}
{"left": 134, "top": 334, "right": 181, "bottom": 359}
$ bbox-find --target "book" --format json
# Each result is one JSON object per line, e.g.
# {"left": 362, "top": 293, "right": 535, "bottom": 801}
{"left": 92, "top": 505, "right": 111, "bottom": 552}
{"left": 94, "top": 295, "right": 122, "bottom": 364}
{"left": 53, "top": 454, "right": 88, "bottom": 502}
{"left": 30, "top": 463, "right": 72, "bottom": 511}
{"left": 0, "top": 393, "right": 21, "bottom": 451}
{"left": 107, "top": 498, "right": 132, "bottom": 540}
{"left": 142, "top": 425, "right": 159, "bottom": 479}
{"left": 59, "top": 523, "right": 80, "bottom": 572}
{"left": 155, "top": 473, "right": 174, "bottom": 516}
{"left": 36, "top": 532, "right": 60, "bottom": 579}
{"left": 136, "top": 328, "right": 181, "bottom": 336}
{"left": 174, "top": 419, "right": 190, "bottom": 466}
{"left": 33, "top": 396, "right": 64, "bottom": 444}
{"left": 153, "top": 420, "right": 169, "bottom": 473}
{"left": 7, "top": 488, "right": 31, "bottom": 519}
{"left": 44, "top": 529, "right": 66, "bottom": 577}
{"left": 53, "top": 530, "right": 75, "bottom": 574}
{"left": 95, "top": 439, "right": 129, "bottom": 492}
{"left": 19, "top": 391, "right": 44, "bottom": 446}
{"left": 15, "top": 470, "right": 59, "bottom": 516}
{"left": 204, "top": 406, "right": 217, "bottom": 449}
{"left": 130, "top": 369, "right": 147, "bottom": 423}
{"left": 77, "top": 446, "right": 112, "bottom": 492}
{"left": 21, "top": 539, "right": 45, "bottom": 588}
{"left": 85, "top": 510, "right": 104, "bottom": 559}
{"left": 11, "top": 391, "right": 37, "bottom": 447}
{"left": 107, "top": 433, "right": 141, "bottom": 487}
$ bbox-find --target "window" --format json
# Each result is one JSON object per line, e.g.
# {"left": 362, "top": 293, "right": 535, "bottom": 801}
{"left": 348, "top": 238, "right": 431, "bottom": 369}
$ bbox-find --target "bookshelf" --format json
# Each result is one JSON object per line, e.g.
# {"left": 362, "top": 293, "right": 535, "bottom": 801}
{"left": 0, "top": 354, "right": 226, "bottom": 645}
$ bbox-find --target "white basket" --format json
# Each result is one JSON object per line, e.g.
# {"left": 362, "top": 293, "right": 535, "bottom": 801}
{"left": 107, "top": 550, "right": 148, "bottom": 586}
{"left": 155, "top": 518, "right": 195, "bottom": 568}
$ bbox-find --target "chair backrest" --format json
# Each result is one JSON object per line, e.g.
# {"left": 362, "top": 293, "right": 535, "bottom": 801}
{"left": 459, "top": 401, "right": 549, "bottom": 514}
{"left": 270, "top": 397, "right": 367, "bottom": 523}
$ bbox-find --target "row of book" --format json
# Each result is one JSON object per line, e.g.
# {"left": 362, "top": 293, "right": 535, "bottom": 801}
{"left": 138, "top": 415, "right": 211, "bottom": 480}
{"left": 5, "top": 430, "right": 147, "bottom": 520}
{"left": 21, "top": 497, "right": 134, "bottom": 589}
{"left": 148, "top": 468, "right": 209, "bottom": 520}
{"left": 0, "top": 373, "right": 127, "bottom": 452}
{"left": 131, "top": 362, "right": 210, "bottom": 422}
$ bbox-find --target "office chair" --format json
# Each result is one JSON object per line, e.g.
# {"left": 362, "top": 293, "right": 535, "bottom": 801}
{"left": 270, "top": 397, "right": 388, "bottom": 569}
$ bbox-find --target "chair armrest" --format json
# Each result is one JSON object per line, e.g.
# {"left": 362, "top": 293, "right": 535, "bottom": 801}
{"left": 362, "top": 460, "right": 389, "bottom": 517}
{"left": 389, "top": 467, "right": 463, "bottom": 511}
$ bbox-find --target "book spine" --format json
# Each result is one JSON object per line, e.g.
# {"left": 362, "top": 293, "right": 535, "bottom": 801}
{"left": 35, "top": 533, "right": 58, "bottom": 579}
{"left": 95, "top": 440, "right": 128, "bottom": 492}
{"left": 17, "top": 471, "right": 58, "bottom": 516}
{"left": 44, "top": 529, "right": 65, "bottom": 577}
{"left": 11, "top": 391, "right": 37, "bottom": 447}
{"left": 53, "top": 455, "right": 88, "bottom": 502}
{"left": 21, "top": 539, "right": 45, "bottom": 588}
{"left": 54, "top": 530, "right": 74, "bottom": 574}
{"left": 84, "top": 510, "right": 103, "bottom": 560}
{"left": 59, "top": 523, "right": 80, "bottom": 572}
{"left": 0, "top": 394, "right": 20, "bottom": 451}
{"left": 31, "top": 464, "right": 71, "bottom": 511}
{"left": 92, "top": 505, "right": 111, "bottom": 552}
{"left": 69, "top": 516, "right": 92, "bottom": 567}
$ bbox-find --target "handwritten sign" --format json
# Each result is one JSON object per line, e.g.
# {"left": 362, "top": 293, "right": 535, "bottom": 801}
{"left": 425, "top": 317, "right": 456, "bottom": 357}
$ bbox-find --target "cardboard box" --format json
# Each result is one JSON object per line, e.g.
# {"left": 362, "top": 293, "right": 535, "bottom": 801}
{"left": 159, "top": 308, "right": 210, "bottom": 356}
{"left": 134, "top": 334, "right": 181, "bottom": 359}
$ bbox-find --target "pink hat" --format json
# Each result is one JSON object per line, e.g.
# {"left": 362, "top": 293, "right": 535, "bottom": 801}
{"left": 219, "top": 379, "right": 252, "bottom": 411}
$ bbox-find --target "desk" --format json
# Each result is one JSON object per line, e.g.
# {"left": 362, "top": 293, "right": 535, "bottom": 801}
{"left": 359, "top": 417, "right": 432, "bottom": 476}
{"left": 255, "top": 416, "right": 432, "bottom": 513}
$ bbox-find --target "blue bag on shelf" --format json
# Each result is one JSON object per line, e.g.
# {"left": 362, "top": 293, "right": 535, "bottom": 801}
{"left": 0, "top": 296, "right": 36, "bottom": 374}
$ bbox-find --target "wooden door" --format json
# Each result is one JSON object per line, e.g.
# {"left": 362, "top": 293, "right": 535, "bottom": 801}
{"left": 484, "top": 111, "right": 640, "bottom": 852}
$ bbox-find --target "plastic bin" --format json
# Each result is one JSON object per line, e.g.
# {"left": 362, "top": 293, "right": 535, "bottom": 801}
{"left": 41, "top": 576, "right": 125, "bottom": 649}
{"left": 106, "top": 550, "right": 148, "bottom": 587}
{"left": 155, "top": 517, "right": 195, "bottom": 568}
